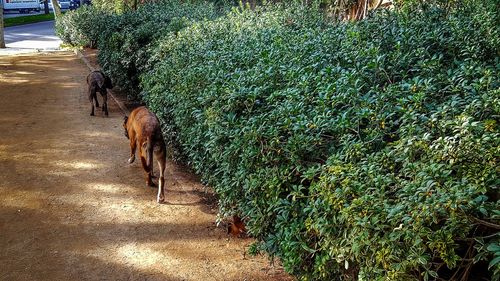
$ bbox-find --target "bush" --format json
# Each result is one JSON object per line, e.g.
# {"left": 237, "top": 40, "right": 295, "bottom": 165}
{"left": 141, "top": 2, "right": 499, "bottom": 280}
{"left": 96, "top": 1, "right": 221, "bottom": 100}
{"left": 56, "top": 5, "right": 112, "bottom": 48}
{"left": 91, "top": 0, "right": 126, "bottom": 13}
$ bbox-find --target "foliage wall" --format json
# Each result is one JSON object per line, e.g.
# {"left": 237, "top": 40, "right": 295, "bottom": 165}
{"left": 57, "top": 1, "right": 499, "bottom": 279}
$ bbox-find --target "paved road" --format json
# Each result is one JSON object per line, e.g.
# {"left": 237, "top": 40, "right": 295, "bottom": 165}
{"left": 1, "top": 20, "right": 61, "bottom": 54}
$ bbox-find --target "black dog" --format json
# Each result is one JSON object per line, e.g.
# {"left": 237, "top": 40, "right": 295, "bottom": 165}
{"left": 86, "top": 70, "right": 113, "bottom": 116}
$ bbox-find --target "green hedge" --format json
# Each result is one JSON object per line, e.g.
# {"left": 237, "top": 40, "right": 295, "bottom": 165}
{"left": 56, "top": 5, "right": 111, "bottom": 48}
{"left": 56, "top": 1, "right": 221, "bottom": 100}
{"left": 96, "top": 1, "right": 220, "bottom": 100}
{"left": 57, "top": 0, "right": 500, "bottom": 279}
{"left": 141, "top": 2, "right": 499, "bottom": 280}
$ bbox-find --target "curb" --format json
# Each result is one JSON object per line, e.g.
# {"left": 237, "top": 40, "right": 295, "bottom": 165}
{"left": 74, "top": 48, "right": 130, "bottom": 116}
{"left": 0, "top": 48, "right": 60, "bottom": 55}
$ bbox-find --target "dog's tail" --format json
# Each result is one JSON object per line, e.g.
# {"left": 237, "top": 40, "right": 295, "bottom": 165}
{"left": 95, "top": 70, "right": 112, "bottom": 89}
{"left": 144, "top": 138, "right": 154, "bottom": 172}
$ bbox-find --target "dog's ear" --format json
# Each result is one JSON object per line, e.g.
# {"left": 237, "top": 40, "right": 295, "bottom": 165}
{"left": 123, "top": 116, "right": 128, "bottom": 123}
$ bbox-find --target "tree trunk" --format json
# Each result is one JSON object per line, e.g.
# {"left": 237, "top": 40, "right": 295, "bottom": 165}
{"left": 335, "top": 0, "right": 390, "bottom": 21}
{"left": 0, "top": 0, "right": 6, "bottom": 48}
{"left": 43, "top": 0, "right": 50, "bottom": 14}
{"left": 50, "top": 0, "right": 62, "bottom": 18}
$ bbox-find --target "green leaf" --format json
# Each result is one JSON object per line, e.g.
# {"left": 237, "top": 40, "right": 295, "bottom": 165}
{"left": 489, "top": 256, "right": 500, "bottom": 270}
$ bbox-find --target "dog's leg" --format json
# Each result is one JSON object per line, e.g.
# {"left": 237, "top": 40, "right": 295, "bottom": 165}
{"left": 155, "top": 146, "right": 166, "bottom": 204}
{"left": 102, "top": 91, "right": 108, "bottom": 116}
{"left": 128, "top": 135, "right": 136, "bottom": 164}
{"left": 140, "top": 140, "right": 154, "bottom": 187}
{"left": 89, "top": 88, "right": 95, "bottom": 116}
{"left": 94, "top": 95, "right": 99, "bottom": 108}
{"left": 140, "top": 155, "right": 154, "bottom": 187}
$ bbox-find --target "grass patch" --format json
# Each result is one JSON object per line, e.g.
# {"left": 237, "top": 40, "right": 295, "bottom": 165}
{"left": 4, "top": 13, "right": 55, "bottom": 27}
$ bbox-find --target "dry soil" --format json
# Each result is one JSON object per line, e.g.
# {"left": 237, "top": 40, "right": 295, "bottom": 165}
{"left": 0, "top": 52, "right": 292, "bottom": 281}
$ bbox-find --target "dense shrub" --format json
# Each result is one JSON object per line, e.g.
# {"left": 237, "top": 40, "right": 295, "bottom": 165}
{"left": 141, "top": 2, "right": 499, "bottom": 280}
{"left": 92, "top": 0, "right": 233, "bottom": 14}
{"left": 56, "top": 5, "right": 111, "bottom": 48}
{"left": 91, "top": 0, "right": 127, "bottom": 13}
{"left": 96, "top": 1, "right": 220, "bottom": 100}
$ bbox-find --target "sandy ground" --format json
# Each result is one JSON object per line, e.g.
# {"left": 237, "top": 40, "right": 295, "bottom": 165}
{"left": 0, "top": 52, "right": 292, "bottom": 281}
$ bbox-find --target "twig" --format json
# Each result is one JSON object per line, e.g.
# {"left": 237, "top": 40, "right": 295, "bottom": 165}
{"left": 471, "top": 217, "right": 500, "bottom": 230}
{"left": 450, "top": 240, "right": 475, "bottom": 280}
{"left": 458, "top": 232, "right": 499, "bottom": 241}
{"left": 381, "top": 68, "right": 393, "bottom": 84}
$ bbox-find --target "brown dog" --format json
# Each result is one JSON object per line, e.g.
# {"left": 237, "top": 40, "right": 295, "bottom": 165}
{"left": 87, "top": 70, "right": 113, "bottom": 116}
{"left": 228, "top": 215, "right": 246, "bottom": 237}
{"left": 123, "top": 106, "right": 166, "bottom": 203}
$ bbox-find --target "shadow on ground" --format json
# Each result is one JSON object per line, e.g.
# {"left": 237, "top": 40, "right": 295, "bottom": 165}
{"left": 0, "top": 52, "right": 292, "bottom": 281}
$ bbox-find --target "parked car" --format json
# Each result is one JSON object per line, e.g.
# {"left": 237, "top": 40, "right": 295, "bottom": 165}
{"left": 39, "top": 0, "right": 70, "bottom": 10}
{"left": 3, "top": 0, "right": 40, "bottom": 13}
{"left": 59, "top": 0, "right": 70, "bottom": 9}
{"left": 68, "top": 0, "right": 90, "bottom": 10}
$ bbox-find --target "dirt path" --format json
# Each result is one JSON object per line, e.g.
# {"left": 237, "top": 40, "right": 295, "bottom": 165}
{"left": 0, "top": 52, "right": 292, "bottom": 281}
